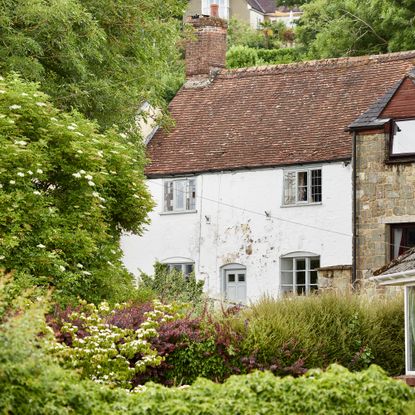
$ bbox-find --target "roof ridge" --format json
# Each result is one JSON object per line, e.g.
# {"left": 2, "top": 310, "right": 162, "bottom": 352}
{"left": 221, "top": 50, "right": 415, "bottom": 78}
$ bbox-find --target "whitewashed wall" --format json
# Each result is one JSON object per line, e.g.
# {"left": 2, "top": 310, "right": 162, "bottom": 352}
{"left": 121, "top": 162, "right": 352, "bottom": 303}
{"left": 249, "top": 9, "right": 264, "bottom": 29}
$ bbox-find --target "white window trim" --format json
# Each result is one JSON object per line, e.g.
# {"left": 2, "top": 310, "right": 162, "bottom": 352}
{"left": 405, "top": 284, "right": 415, "bottom": 375}
{"left": 280, "top": 255, "right": 320, "bottom": 295}
{"left": 162, "top": 177, "right": 197, "bottom": 214}
{"left": 282, "top": 167, "right": 322, "bottom": 207}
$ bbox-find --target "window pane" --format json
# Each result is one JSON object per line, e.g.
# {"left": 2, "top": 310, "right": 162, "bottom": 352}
{"left": 392, "top": 120, "right": 415, "bottom": 155}
{"left": 283, "top": 171, "right": 296, "bottom": 205}
{"left": 187, "top": 179, "right": 196, "bottom": 210}
{"left": 311, "top": 169, "right": 322, "bottom": 203}
{"left": 392, "top": 225, "right": 415, "bottom": 258}
{"left": 281, "top": 271, "right": 293, "bottom": 285}
{"left": 297, "top": 171, "right": 308, "bottom": 202}
{"left": 238, "top": 273, "right": 245, "bottom": 282}
{"left": 174, "top": 180, "right": 186, "bottom": 210}
{"left": 228, "top": 273, "right": 235, "bottom": 283}
{"left": 296, "top": 259, "right": 306, "bottom": 270}
{"left": 296, "top": 271, "right": 306, "bottom": 285}
{"left": 310, "top": 271, "right": 318, "bottom": 285}
{"left": 185, "top": 264, "right": 194, "bottom": 276}
{"left": 164, "top": 181, "right": 173, "bottom": 211}
{"left": 310, "top": 258, "right": 320, "bottom": 270}
{"left": 280, "top": 258, "right": 293, "bottom": 271}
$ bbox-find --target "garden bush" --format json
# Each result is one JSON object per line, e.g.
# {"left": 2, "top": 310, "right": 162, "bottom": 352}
{"left": 239, "top": 292, "right": 405, "bottom": 376}
{"left": 139, "top": 262, "right": 204, "bottom": 305}
{"left": 1, "top": 287, "right": 413, "bottom": 415}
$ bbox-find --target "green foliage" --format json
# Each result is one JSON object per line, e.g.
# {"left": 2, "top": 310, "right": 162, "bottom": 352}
{"left": 227, "top": 45, "right": 260, "bottom": 68}
{"left": 256, "top": 47, "right": 304, "bottom": 64}
{"left": 240, "top": 293, "right": 405, "bottom": 375}
{"left": 227, "top": 18, "right": 265, "bottom": 49}
{"left": 0, "top": 0, "right": 187, "bottom": 129}
{"left": 139, "top": 262, "right": 204, "bottom": 305}
{"left": 0, "top": 74, "right": 154, "bottom": 304}
{"left": 227, "top": 45, "right": 303, "bottom": 68}
{"left": 296, "top": 0, "right": 415, "bottom": 59}
{"left": 51, "top": 300, "right": 180, "bottom": 388}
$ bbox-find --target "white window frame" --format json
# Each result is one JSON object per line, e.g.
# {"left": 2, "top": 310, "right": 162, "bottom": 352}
{"left": 282, "top": 167, "right": 322, "bottom": 206}
{"left": 162, "top": 177, "right": 196, "bottom": 214}
{"left": 405, "top": 284, "right": 415, "bottom": 375}
{"left": 280, "top": 254, "right": 320, "bottom": 295}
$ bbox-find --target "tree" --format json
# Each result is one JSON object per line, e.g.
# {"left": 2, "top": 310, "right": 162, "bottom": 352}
{"left": 0, "top": 74, "right": 154, "bottom": 304}
{"left": 0, "top": 0, "right": 187, "bottom": 130}
{"left": 296, "top": 0, "right": 415, "bottom": 59}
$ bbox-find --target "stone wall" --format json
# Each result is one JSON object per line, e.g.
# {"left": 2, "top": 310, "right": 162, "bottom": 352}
{"left": 355, "top": 131, "right": 415, "bottom": 282}
{"left": 318, "top": 265, "right": 352, "bottom": 294}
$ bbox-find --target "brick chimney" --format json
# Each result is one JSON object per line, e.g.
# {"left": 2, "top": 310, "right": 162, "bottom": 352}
{"left": 185, "top": 7, "right": 227, "bottom": 79}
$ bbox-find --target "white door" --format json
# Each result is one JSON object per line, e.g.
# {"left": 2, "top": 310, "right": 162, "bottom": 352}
{"left": 225, "top": 269, "right": 247, "bottom": 304}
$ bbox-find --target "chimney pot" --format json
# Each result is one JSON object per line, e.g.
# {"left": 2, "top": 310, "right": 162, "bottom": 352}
{"left": 210, "top": 3, "right": 219, "bottom": 17}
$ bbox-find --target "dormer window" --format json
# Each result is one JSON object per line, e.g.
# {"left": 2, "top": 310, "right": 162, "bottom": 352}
{"left": 390, "top": 119, "right": 415, "bottom": 156}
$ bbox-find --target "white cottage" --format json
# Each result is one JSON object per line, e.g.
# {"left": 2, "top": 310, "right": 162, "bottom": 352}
{"left": 122, "top": 13, "right": 415, "bottom": 304}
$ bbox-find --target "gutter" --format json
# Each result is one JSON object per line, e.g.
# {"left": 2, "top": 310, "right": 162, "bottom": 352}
{"left": 369, "top": 269, "right": 415, "bottom": 286}
{"left": 352, "top": 131, "right": 357, "bottom": 287}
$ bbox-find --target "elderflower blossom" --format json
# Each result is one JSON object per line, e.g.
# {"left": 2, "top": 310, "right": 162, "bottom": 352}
{"left": 14, "top": 140, "right": 27, "bottom": 146}
{"left": 9, "top": 180, "right": 15, "bottom": 185}
{"left": 59, "top": 265, "right": 66, "bottom": 272}
{"left": 36, "top": 169, "right": 43, "bottom": 174}
{"left": 67, "top": 125, "right": 76, "bottom": 130}
{"left": 27, "top": 170, "right": 33, "bottom": 175}
{"left": 72, "top": 172, "right": 81, "bottom": 178}
{"left": 33, "top": 190, "right": 41, "bottom": 195}
{"left": 88, "top": 181, "right": 95, "bottom": 187}
{"left": 0, "top": 90, "right": 6, "bottom": 94}
{"left": 0, "top": 255, "right": 5, "bottom": 260}
{"left": 76, "top": 263, "right": 84, "bottom": 269}
{"left": 9, "top": 104, "right": 21, "bottom": 110}
{"left": 76, "top": 150, "right": 83, "bottom": 154}
{"left": 36, "top": 102, "right": 46, "bottom": 107}
{"left": 17, "top": 172, "right": 24, "bottom": 177}
{"left": 36, "top": 244, "right": 46, "bottom": 249}
{"left": 85, "top": 174, "right": 93, "bottom": 180}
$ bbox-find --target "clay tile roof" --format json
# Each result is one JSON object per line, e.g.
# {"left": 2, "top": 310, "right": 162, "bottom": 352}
{"left": 146, "top": 51, "right": 415, "bottom": 178}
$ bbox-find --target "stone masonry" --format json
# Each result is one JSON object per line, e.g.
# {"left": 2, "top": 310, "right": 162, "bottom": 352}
{"left": 356, "top": 131, "right": 415, "bottom": 283}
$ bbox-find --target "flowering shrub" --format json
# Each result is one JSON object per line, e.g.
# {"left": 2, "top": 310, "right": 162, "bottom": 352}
{"left": 0, "top": 74, "right": 154, "bottom": 304}
{"left": 50, "top": 300, "right": 180, "bottom": 388}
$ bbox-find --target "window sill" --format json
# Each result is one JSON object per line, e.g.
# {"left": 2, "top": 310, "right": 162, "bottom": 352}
{"left": 386, "top": 155, "right": 415, "bottom": 164}
{"left": 280, "top": 202, "right": 322, "bottom": 208}
{"left": 159, "top": 210, "right": 198, "bottom": 216}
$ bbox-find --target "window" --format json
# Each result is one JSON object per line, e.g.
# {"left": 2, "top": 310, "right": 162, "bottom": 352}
{"left": 202, "top": 0, "right": 229, "bottom": 19}
{"left": 163, "top": 178, "right": 196, "bottom": 212}
{"left": 166, "top": 262, "right": 195, "bottom": 279}
{"left": 390, "top": 119, "right": 415, "bottom": 156}
{"left": 280, "top": 255, "right": 320, "bottom": 295}
{"left": 391, "top": 223, "right": 415, "bottom": 259}
{"left": 283, "top": 168, "right": 322, "bottom": 206}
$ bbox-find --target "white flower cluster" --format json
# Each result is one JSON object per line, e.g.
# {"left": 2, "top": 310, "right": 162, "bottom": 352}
{"left": 53, "top": 300, "right": 179, "bottom": 389}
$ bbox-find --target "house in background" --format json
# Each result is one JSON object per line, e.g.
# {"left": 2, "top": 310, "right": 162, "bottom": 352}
{"left": 121, "top": 12, "right": 415, "bottom": 303}
{"left": 349, "top": 67, "right": 415, "bottom": 283}
{"left": 186, "top": 0, "right": 282, "bottom": 29}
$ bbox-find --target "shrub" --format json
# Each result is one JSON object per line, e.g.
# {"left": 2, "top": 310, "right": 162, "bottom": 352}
{"left": 139, "top": 262, "right": 204, "bottom": 305}
{"left": 0, "top": 74, "right": 154, "bottom": 305}
{"left": 239, "top": 292, "right": 405, "bottom": 376}
{"left": 256, "top": 47, "right": 303, "bottom": 64}
{"left": 48, "top": 299, "right": 183, "bottom": 388}
{"left": 226, "top": 45, "right": 259, "bottom": 69}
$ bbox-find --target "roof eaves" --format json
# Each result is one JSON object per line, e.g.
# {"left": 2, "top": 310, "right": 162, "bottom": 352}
{"left": 347, "top": 78, "right": 404, "bottom": 130}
